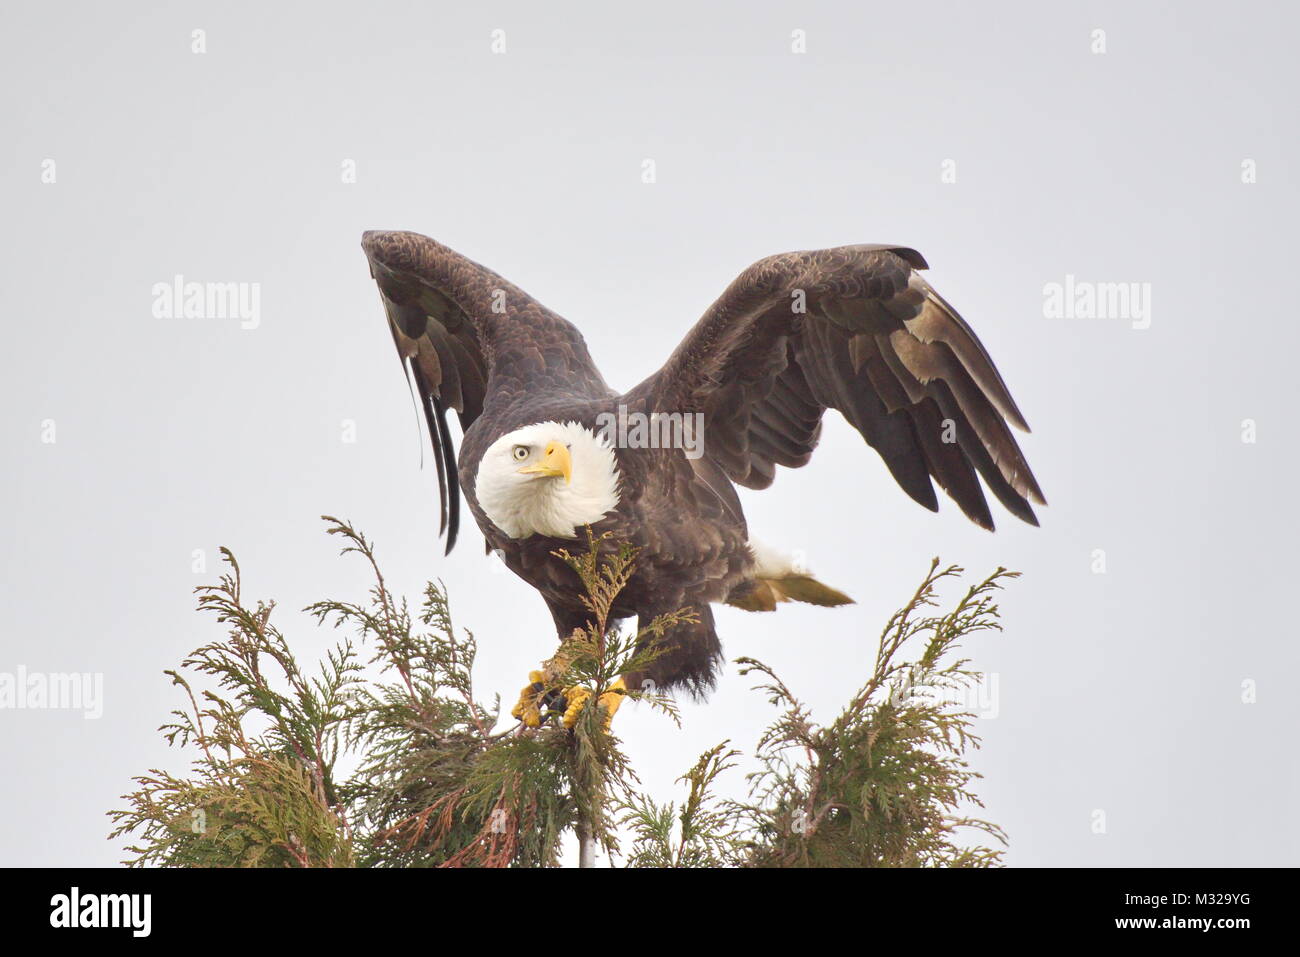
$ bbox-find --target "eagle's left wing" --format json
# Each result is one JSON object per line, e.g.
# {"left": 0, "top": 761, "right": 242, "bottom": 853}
{"left": 623, "top": 245, "right": 1044, "bottom": 529}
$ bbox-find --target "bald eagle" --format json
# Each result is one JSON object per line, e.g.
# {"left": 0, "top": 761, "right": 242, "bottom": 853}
{"left": 362, "top": 231, "right": 1042, "bottom": 720}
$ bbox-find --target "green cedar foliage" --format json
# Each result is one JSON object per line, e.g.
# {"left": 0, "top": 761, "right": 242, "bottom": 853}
{"left": 109, "top": 519, "right": 1012, "bottom": 868}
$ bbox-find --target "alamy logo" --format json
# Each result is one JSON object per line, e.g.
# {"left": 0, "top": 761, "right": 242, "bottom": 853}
{"left": 889, "top": 668, "right": 1000, "bottom": 719}
{"left": 151, "top": 274, "right": 261, "bottom": 329}
{"left": 49, "top": 887, "right": 151, "bottom": 937}
{"left": 0, "top": 666, "right": 102, "bottom": 719}
{"left": 1042, "top": 274, "right": 1151, "bottom": 330}
{"left": 594, "top": 404, "right": 705, "bottom": 459}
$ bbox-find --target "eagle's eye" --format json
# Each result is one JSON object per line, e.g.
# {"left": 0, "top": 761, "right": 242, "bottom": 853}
{"left": 512, "top": 445, "right": 530, "bottom": 461}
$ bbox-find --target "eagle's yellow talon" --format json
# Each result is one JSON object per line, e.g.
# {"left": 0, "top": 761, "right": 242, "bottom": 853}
{"left": 561, "top": 686, "right": 590, "bottom": 728}
{"left": 562, "top": 678, "right": 628, "bottom": 730}
{"left": 514, "top": 663, "right": 627, "bottom": 731}
{"left": 511, "top": 670, "right": 548, "bottom": 727}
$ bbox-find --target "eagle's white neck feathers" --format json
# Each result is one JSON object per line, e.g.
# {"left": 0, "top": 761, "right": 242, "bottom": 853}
{"left": 474, "top": 420, "right": 621, "bottom": 539}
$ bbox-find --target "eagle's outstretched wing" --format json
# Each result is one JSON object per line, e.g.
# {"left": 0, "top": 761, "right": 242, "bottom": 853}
{"left": 362, "top": 231, "right": 493, "bottom": 552}
{"left": 363, "top": 230, "right": 612, "bottom": 553}
{"left": 625, "top": 245, "right": 1044, "bottom": 529}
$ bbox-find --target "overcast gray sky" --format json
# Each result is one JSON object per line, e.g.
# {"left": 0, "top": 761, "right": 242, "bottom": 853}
{"left": 2, "top": 0, "right": 1296, "bottom": 866}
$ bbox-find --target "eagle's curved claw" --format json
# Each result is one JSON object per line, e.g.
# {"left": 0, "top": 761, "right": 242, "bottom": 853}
{"left": 562, "top": 678, "right": 628, "bottom": 730}
{"left": 511, "top": 670, "right": 548, "bottom": 728}
{"left": 513, "top": 668, "right": 627, "bottom": 730}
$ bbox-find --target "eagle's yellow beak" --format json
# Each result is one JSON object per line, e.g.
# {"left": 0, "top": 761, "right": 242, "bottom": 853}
{"left": 518, "top": 441, "right": 572, "bottom": 484}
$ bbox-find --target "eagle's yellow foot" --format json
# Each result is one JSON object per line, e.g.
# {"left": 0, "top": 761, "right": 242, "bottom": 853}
{"left": 562, "top": 678, "right": 628, "bottom": 730}
{"left": 511, "top": 670, "right": 549, "bottom": 728}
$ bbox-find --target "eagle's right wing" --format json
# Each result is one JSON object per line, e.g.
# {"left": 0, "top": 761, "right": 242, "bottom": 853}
{"left": 362, "top": 231, "right": 495, "bottom": 553}
{"left": 363, "top": 230, "right": 612, "bottom": 553}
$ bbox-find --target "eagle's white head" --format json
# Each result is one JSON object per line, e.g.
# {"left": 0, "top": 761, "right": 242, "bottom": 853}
{"left": 474, "top": 420, "right": 621, "bottom": 539}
